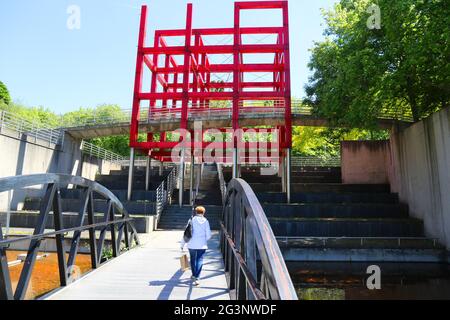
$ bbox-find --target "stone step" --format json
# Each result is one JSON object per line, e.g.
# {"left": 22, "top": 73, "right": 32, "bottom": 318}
{"left": 95, "top": 181, "right": 163, "bottom": 191}
{"left": 269, "top": 217, "right": 424, "bottom": 238}
{"left": 250, "top": 183, "right": 391, "bottom": 193}
{"left": 58, "top": 189, "right": 157, "bottom": 202}
{"left": 0, "top": 211, "right": 153, "bottom": 234}
{"left": 280, "top": 237, "right": 448, "bottom": 262}
{"left": 257, "top": 192, "right": 399, "bottom": 204}
{"left": 23, "top": 198, "right": 155, "bottom": 215}
{"left": 262, "top": 203, "right": 409, "bottom": 219}
{"left": 277, "top": 237, "right": 444, "bottom": 250}
{"left": 280, "top": 247, "right": 447, "bottom": 263}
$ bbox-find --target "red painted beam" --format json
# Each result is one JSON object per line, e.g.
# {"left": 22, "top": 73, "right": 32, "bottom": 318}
{"left": 236, "top": 1, "right": 286, "bottom": 10}
{"left": 167, "top": 81, "right": 276, "bottom": 89}
{"left": 139, "top": 91, "right": 284, "bottom": 100}
{"left": 156, "top": 27, "right": 283, "bottom": 37}
{"left": 142, "top": 44, "right": 284, "bottom": 55}
{"left": 157, "top": 63, "right": 283, "bottom": 74}
{"left": 131, "top": 141, "right": 280, "bottom": 150}
{"left": 130, "top": 5, "right": 148, "bottom": 145}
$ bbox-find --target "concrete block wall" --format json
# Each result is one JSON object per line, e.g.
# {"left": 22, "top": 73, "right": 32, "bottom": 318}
{"left": 390, "top": 107, "right": 450, "bottom": 248}
{"left": 341, "top": 140, "right": 391, "bottom": 184}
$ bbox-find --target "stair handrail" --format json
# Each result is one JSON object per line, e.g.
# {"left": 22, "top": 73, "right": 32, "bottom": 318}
{"left": 221, "top": 179, "right": 298, "bottom": 300}
{"left": 155, "top": 166, "right": 177, "bottom": 220}
{"left": 190, "top": 163, "right": 202, "bottom": 207}
{"left": 216, "top": 163, "right": 227, "bottom": 205}
{"left": 0, "top": 174, "right": 140, "bottom": 300}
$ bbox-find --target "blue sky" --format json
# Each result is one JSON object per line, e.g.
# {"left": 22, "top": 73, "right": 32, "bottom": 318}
{"left": 0, "top": 0, "right": 337, "bottom": 114}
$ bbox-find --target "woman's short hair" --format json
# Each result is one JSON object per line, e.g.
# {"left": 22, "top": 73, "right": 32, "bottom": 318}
{"left": 195, "top": 206, "right": 206, "bottom": 215}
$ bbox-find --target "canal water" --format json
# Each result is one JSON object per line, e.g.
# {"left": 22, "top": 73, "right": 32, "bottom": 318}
{"left": 288, "top": 262, "right": 450, "bottom": 300}
{"left": 6, "top": 251, "right": 92, "bottom": 300}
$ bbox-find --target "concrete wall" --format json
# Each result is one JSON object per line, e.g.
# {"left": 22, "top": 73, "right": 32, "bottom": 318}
{"left": 80, "top": 154, "right": 121, "bottom": 179}
{"left": 341, "top": 140, "right": 391, "bottom": 184}
{"left": 0, "top": 132, "right": 120, "bottom": 211}
{"left": 390, "top": 108, "right": 450, "bottom": 248}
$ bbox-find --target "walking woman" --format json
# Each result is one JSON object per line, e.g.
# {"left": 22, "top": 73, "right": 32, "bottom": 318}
{"left": 181, "top": 206, "right": 212, "bottom": 286}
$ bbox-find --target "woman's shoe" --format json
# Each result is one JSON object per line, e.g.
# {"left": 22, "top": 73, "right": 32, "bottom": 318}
{"left": 193, "top": 280, "right": 200, "bottom": 286}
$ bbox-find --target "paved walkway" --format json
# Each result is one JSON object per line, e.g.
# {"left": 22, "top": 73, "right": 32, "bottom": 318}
{"left": 47, "top": 231, "right": 230, "bottom": 300}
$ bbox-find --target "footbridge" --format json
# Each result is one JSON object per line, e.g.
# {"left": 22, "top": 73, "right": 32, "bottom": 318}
{"left": 0, "top": 173, "right": 297, "bottom": 300}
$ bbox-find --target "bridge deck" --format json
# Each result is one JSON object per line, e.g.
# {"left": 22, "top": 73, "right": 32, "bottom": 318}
{"left": 46, "top": 231, "right": 230, "bottom": 300}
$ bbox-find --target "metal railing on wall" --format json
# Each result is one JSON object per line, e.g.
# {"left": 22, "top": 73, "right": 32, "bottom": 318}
{"left": 221, "top": 179, "right": 298, "bottom": 300}
{"left": 291, "top": 156, "right": 341, "bottom": 168}
{"left": 219, "top": 156, "right": 341, "bottom": 168}
{"left": 0, "top": 110, "right": 64, "bottom": 147}
{"left": 80, "top": 141, "right": 125, "bottom": 165}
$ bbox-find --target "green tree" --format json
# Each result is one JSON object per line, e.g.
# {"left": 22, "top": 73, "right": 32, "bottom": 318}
{"left": 305, "top": 0, "right": 450, "bottom": 127}
{"left": 292, "top": 126, "right": 389, "bottom": 157}
{"left": 0, "top": 81, "right": 11, "bottom": 105}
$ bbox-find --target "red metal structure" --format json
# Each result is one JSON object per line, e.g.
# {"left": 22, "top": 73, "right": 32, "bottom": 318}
{"left": 129, "top": 1, "right": 292, "bottom": 163}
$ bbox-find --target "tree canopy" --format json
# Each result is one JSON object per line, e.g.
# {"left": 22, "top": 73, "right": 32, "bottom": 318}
{"left": 0, "top": 81, "right": 11, "bottom": 106}
{"left": 305, "top": 0, "right": 450, "bottom": 127}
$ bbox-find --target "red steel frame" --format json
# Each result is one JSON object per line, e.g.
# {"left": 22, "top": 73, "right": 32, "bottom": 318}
{"left": 129, "top": 1, "right": 292, "bottom": 162}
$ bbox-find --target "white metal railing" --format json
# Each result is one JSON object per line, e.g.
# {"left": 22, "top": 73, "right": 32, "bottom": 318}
{"left": 118, "top": 157, "right": 150, "bottom": 167}
{"left": 0, "top": 110, "right": 64, "bottom": 147}
{"left": 80, "top": 140, "right": 125, "bottom": 164}
{"left": 155, "top": 166, "right": 177, "bottom": 220}
{"left": 291, "top": 156, "right": 341, "bottom": 168}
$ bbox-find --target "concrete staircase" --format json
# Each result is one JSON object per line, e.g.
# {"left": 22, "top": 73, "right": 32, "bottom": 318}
{"left": 158, "top": 164, "right": 222, "bottom": 230}
{"left": 224, "top": 167, "right": 448, "bottom": 263}
{"left": 157, "top": 205, "right": 221, "bottom": 230}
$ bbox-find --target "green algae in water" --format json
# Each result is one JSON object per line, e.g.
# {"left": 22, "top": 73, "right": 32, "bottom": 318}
{"left": 299, "top": 288, "right": 346, "bottom": 300}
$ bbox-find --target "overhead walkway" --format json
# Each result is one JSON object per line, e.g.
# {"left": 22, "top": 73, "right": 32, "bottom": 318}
{"left": 46, "top": 231, "right": 230, "bottom": 300}
{"left": 63, "top": 101, "right": 414, "bottom": 139}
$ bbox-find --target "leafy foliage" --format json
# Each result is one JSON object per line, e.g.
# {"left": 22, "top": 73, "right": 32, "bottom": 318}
{"left": 306, "top": 0, "right": 450, "bottom": 127}
{"left": 292, "top": 126, "right": 389, "bottom": 157}
{"left": 0, "top": 81, "right": 12, "bottom": 105}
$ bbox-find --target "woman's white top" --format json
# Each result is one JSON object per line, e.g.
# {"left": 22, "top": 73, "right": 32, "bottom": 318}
{"left": 181, "top": 215, "right": 212, "bottom": 250}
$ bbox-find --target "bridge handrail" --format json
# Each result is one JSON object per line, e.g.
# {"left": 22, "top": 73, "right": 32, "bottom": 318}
{"left": 0, "top": 110, "right": 64, "bottom": 146}
{"left": 60, "top": 99, "right": 414, "bottom": 129}
{"left": 0, "top": 174, "right": 140, "bottom": 300}
{"left": 221, "top": 178, "right": 298, "bottom": 300}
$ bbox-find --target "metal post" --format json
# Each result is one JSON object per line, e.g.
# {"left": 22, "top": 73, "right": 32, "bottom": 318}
{"left": 179, "top": 150, "right": 185, "bottom": 207}
{"left": 159, "top": 161, "right": 163, "bottom": 176}
{"left": 232, "top": 148, "right": 238, "bottom": 179}
{"left": 281, "top": 156, "right": 286, "bottom": 193}
{"left": 6, "top": 190, "right": 11, "bottom": 236}
{"left": 189, "top": 154, "right": 195, "bottom": 205}
{"left": 0, "top": 226, "right": 14, "bottom": 300}
{"left": 127, "top": 148, "right": 135, "bottom": 201}
{"left": 286, "top": 148, "right": 292, "bottom": 204}
{"left": 145, "top": 157, "right": 151, "bottom": 191}
{"left": 0, "top": 110, "right": 4, "bottom": 134}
